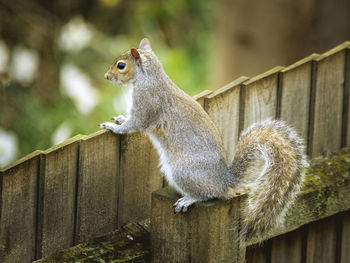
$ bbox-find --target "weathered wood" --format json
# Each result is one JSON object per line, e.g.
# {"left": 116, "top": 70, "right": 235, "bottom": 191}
{"left": 341, "top": 211, "right": 350, "bottom": 263}
{"left": 345, "top": 47, "right": 350, "bottom": 147}
{"left": 270, "top": 229, "right": 303, "bottom": 263}
{"left": 193, "top": 89, "right": 212, "bottom": 107}
{"left": 204, "top": 77, "right": 249, "bottom": 161}
{"left": 245, "top": 244, "right": 268, "bottom": 263}
{"left": 151, "top": 187, "right": 244, "bottom": 263}
{"left": 0, "top": 151, "right": 41, "bottom": 262}
{"left": 279, "top": 54, "right": 319, "bottom": 145}
{"left": 38, "top": 136, "right": 83, "bottom": 258}
{"left": 33, "top": 220, "right": 150, "bottom": 263}
{"left": 117, "top": 132, "right": 163, "bottom": 226}
{"left": 306, "top": 216, "right": 337, "bottom": 263}
{"left": 311, "top": 46, "right": 348, "bottom": 157}
{"left": 242, "top": 66, "right": 283, "bottom": 129}
{"left": 75, "top": 130, "right": 120, "bottom": 243}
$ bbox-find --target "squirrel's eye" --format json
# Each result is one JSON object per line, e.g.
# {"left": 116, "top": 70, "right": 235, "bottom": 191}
{"left": 117, "top": 61, "right": 126, "bottom": 70}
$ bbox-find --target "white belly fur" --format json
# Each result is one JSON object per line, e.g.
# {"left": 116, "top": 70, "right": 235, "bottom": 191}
{"left": 146, "top": 132, "right": 185, "bottom": 196}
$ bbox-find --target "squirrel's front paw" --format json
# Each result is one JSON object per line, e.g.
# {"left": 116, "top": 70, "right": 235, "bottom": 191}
{"left": 173, "top": 196, "right": 199, "bottom": 213}
{"left": 111, "top": 115, "right": 126, "bottom": 125}
{"left": 99, "top": 122, "right": 119, "bottom": 133}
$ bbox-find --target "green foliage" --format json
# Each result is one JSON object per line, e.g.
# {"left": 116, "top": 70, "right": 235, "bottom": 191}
{"left": 0, "top": 0, "right": 214, "bottom": 166}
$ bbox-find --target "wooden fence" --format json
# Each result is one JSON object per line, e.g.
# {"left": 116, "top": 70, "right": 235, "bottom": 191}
{"left": 151, "top": 145, "right": 350, "bottom": 262}
{"left": 0, "top": 41, "right": 349, "bottom": 262}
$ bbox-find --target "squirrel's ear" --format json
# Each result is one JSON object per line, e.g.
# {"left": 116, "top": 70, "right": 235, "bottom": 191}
{"left": 130, "top": 48, "right": 140, "bottom": 59}
{"left": 139, "top": 38, "right": 152, "bottom": 51}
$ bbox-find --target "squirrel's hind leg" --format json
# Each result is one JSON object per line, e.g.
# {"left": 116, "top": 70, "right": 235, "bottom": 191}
{"left": 173, "top": 196, "right": 201, "bottom": 213}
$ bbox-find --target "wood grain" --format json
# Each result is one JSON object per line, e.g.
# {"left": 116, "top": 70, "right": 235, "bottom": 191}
{"left": 306, "top": 216, "right": 337, "bottom": 263}
{"left": 192, "top": 89, "right": 212, "bottom": 107}
{"left": 270, "top": 229, "right": 303, "bottom": 263}
{"left": 0, "top": 152, "right": 40, "bottom": 262}
{"left": 242, "top": 67, "right": 283, "bottom": 130}
{"left": 75, "top": 130, "right": 120, "bottom": 243}
{"left": 345, "top": 47, "right": 350, "bottom": 146}
{"left": 311, "top": 50, "right": 346, "bottom": 157}
{"left": 117, "top": 132, "right": 163, "bottom": 226}
{"left": 280, "top": 54, "right": 319, "bottom": 146}
{"left": 204, "top": 77, "right": 248, "bottom": 161}
{"left": 245, "top": 243, "right": 268, "bottom": 263}
{"left": 151, "top": 187, "right": 244, "bottom": 263}
{"left": 341, "top": 211, "right": 350, "bottom": 263}
{"left": 38, "top": 136, "right": 82, "bottom": 257}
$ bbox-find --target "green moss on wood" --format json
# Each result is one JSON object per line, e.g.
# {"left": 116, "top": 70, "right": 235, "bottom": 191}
{"left": 34, "top": 221, "right": 150, "bottom": 263}
{"left": 248, "top": 147, "right": 350, "bottom": 245}
{"left": 302, "top": 147, "right": 350, "bottom": 193}
{"left": 35, "top": 148, "right": 350, "bottom": 259}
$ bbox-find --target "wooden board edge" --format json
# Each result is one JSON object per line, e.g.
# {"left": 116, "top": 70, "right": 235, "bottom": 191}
{"left": 281, "top": 53, "right": 320, "bottom": 72}
{"left": 206, "top": 76, "right": 250, "bottom": 99}
{"left": 316, "top": 41, "right": 350, "bottom": 61}
{"left": 243, "top": 66, "right": 284, "bottom": 85}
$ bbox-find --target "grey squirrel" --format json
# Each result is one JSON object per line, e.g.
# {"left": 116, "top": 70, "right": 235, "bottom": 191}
{"left": 99, "top": 38, "right": 308, "bottom": 239}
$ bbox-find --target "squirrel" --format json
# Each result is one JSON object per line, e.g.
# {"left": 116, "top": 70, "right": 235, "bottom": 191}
{"left": 99, "top": 38, "right": 308, "bottom": 239}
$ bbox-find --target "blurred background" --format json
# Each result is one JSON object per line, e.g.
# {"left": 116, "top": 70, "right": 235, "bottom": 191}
{"left": 0, "top": 0, "right": 349, "bottom": 167}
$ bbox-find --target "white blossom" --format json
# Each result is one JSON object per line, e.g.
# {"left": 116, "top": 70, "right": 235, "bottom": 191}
{"left": 9, "top": 46, "right": 39, "bottom": 83}
{"left": 0, "top": 129, "right": 18, "bottom": 168}
{"left": 52, "top": 123, "right": 72, "bottom": 146}
{"left": 60, "top": 64, "right": 99, "bottom": 115}
{"left": 59, "top": 17, "right": 93, "bottom": 52}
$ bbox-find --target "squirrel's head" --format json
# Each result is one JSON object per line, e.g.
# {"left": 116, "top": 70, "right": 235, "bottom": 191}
{"left": 105, "top": 38, "right": 152, "bottom": 85}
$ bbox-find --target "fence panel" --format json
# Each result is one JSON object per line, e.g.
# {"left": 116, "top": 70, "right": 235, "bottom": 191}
{"left": 75, "top": 130, "right": 120, "bottom": 243}
{"left": 204, "top": 77, "right": 248, "bottom": 161}
{"left": 306, "top": 216, "right": 337, "bottom": 263}
{"left": 311, "top": 45, "right": 348, "bottom": 157}
{"left": 279, "top": 54, "right": 319, "bottom": 153}
{"left": 0, "top": 152, "right": 40, "bottom": 262}
{"left": 117, "top": 132, "right": 163, "bottom": 226}
{"left": 345, "top": 47, "right": 350, "bottom": 146}
{"left": 245, "top": 243, "right": 268, "bottom": 263}
{"left": 270, "top": 228, "right": 303, "bottom": 263}
{"left": 341, "top": 211, "right": 350, "bottom": 263}
{"left": 242, "top": 66, "right": 283, "bottom": 130}
{"left": 38, "top": 136, "right": 81, "bottom": 258}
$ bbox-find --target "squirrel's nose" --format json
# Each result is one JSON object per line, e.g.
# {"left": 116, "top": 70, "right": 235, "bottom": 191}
{"left": 105, "top": 72, "right": 110, "bottom": 80}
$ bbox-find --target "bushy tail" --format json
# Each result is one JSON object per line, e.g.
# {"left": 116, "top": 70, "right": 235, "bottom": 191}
{"left": 230, "top": 120, "right": 308, "bottom": 240}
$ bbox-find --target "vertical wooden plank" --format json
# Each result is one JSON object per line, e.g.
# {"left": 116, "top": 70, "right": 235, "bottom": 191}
{"left": 0, "top": 152, "right": 40, "bottom": 262}
{"left": 345, "top": 47, "right": 350, "bottom": 146}
{"left": 306, "top": 216, "right": 337, "bottom": 263}
{"left": 204, "top": 77, "right": 249, "bottom": 161}
{"left": 270, "top": 229, "right": 303, "bottom": 263}
{"left": 279, "top": 54, "right": 319, "bottom": 144}
{"left": 341, "top": 211, "right": 350, "bottom": 263}
{"left": 193, "top": 90, "right": 212, "bottom": 108}
{"left": 242, "top": 66, "right": 283, "bottom": 130}
{"left": 312, "top": 46, "right": 348, "bottom": 157}
{"left": 245, "top": 243, "right": 267, "bottom": 263}
{"left": 118, "top": 132, "right": 163, "bottom": 226}
{"left": 38, "top": 136, "right": 82, "bottom": 257}
{"left": 151, "top": 187, "right": 244, "bottom": 263}
{"left": 76, "top": 130, "right": 120, "bottom": 243}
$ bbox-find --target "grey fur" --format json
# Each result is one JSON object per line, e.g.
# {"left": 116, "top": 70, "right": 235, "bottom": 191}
{"left": 100, "top": 39, "right": 308, "bottom": 239}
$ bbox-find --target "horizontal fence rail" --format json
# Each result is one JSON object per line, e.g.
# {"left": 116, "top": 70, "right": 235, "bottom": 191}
{"left": 0, "top": 41, "right": 349, "bottom": 262}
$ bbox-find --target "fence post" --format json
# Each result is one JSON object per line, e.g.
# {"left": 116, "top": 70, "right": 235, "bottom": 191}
{"left": 151, "top": 187, "right": 245, "bottom": 263}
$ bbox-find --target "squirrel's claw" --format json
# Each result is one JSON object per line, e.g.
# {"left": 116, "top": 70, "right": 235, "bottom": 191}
{"left": 173, "top": 196, "right": 199, "bottom": 213}
{"left": 111, "top": 115, "right": 127, "bottom": 125}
